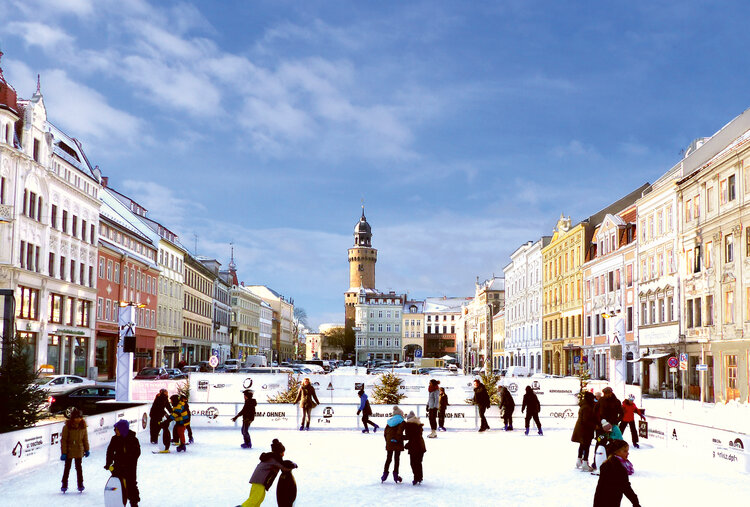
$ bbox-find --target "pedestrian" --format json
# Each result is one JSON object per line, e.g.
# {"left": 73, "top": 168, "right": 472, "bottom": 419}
{"left": 571, "top": 391, "right": 598, "bottom": 472}
{"left": 596, "top": 386, "right": 623, "bottom": 428}
{"left": 438, "top": 387, "right": 449, "bottom": 431}
{"left": 239, "top": 438, "right": 296, "bottom": 507}
{"left": 382, "top": 406, "right": 406, "bottom": 483}
{"left": 60, "top": 408, "right": 89, "bottom": 493}
{"left": 593, "top": 440, "right": 641, "bottom": 507}
{"left": 149, "top": 389, "right": 171, "bottom": 444}
{"left": 105, "top": 419, "right": 141, "bottom": 507}
{"left": 521, "top": 385, "right": 542, "bottom": 436}
{"left": 403, "top": 410, "right": 426, "bottom": 485}
{"left": 181, "top": 394, "right": 194, "bottom": 444}
{"left": 619, "top": 395, "right": 645, "bottom": 449}
{"left": 498, "top": 385, "right": 515, "bottom": 431}
{"left": 232, "top": 389, "right": 257, "bottom": 448}
{"left": 473, "top": 379, "right": 491, "bottom": 432}
{"left": 167, "top": 394, "right": 190, "bottom": 452}
{"left": 426, "top": 379, "right": 440, "bottom": 438}
{"left": 357, "top": 389, "right": 379, "bottom": 433}
{"left": 294, "top": 377, "right": 320, "bottom": 431}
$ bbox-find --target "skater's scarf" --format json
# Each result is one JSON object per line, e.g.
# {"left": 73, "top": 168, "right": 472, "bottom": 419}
{"left": 615, "top": 455, "right": 634, "bottom": 475}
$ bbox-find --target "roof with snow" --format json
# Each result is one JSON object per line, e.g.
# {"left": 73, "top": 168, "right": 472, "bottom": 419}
{"left": 423, "top": 296, "right": 472, "bottom": 313}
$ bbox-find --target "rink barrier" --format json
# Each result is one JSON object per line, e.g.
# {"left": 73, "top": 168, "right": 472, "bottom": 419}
{"left": 0, "top": 405, "right": 149, "bottom": 480}
{"left": 638, "top": 414, "right": 749, "bottom": 474}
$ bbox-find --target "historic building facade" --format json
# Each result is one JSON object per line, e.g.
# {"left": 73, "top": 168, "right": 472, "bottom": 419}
{"left": 401, "top": 300, "right": 424, "bottom": 361}
{"left": 504, "top": 237, "right": 549, "bottom": 374}
{"left": 245, "top": 285, "right": 294, "bottom": 363}
{"left": 345, "top": 207, "right": 377, "bottom": 334}
{"left": 354, "top": 290, "right": 404, "bottom": 363}
{"left": 183, "top": 254, "right": 215, "bottom": 363}
{"left": 456, "top": 277, "right": 502, "bottom": 371}
{"left": 422, "top": 297, "right": 465, "bottom": 359}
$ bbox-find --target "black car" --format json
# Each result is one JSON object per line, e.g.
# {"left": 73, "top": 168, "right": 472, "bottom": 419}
{"left": 47, "top": 384, "right": 116, "bottom": 416}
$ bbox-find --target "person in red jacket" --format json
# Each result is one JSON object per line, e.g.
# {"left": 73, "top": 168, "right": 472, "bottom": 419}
{"left": 619, "top": 395, "right": 645, "bottom": 448}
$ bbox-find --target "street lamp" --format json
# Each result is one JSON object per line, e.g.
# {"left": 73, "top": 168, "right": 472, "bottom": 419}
{"left": 352, "top": 326, "right": 361, "bottom": 374}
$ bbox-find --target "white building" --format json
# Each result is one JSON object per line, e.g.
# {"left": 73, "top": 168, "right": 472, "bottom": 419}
{"left": 503, "top": 238, "right": 549, "bottom": 373}
{"left": 354, "top": 289, "right": 405, "bottom": 363}
{"left": 0, "top": 72, "right": 100, "bottom": 375}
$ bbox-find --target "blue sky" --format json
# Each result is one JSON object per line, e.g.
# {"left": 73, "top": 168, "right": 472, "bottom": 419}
{"left": 2, "top": 0, "right": 750, "bottom": 330}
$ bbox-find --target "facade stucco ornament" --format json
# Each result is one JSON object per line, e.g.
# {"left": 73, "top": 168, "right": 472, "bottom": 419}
{"left": 713, "top": 232, "right": 722, "bottom": 243}
{"left": 60, "top": 241, "right": 68, "bottom": 256}
{"left": 733, "top": 224, "right": 743, "bottom": 236}
{"left": 556, "top": 214, "right": 571, "bottom": 234}
{"left": 0, "top": 267, "right": 11, "bottom": 282}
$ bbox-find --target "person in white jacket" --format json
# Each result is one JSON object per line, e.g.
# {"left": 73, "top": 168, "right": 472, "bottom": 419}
{"left": 426, "top": 379, "right": 440, "bottom": 438}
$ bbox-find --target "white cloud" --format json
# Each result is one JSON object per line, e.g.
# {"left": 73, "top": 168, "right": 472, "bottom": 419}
{"left": 6, "top": 21, "right": 75, "bottom": 52}
{"left": 119, "top": 180, "right": 202, "bottom": 230}
{"left": 553, "top": 139, "right": 601, "bottom": 159}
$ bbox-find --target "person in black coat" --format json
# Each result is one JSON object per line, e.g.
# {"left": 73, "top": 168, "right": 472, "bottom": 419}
{"left": 572, "top": 391, "right": 598, "bottom": 471}
{"left": 473, "top": 379, "right": 491, "bottom": 432}
{"left": 403, "top": 411, "right": 426, "bottom": 485}
{"left": 149, "top": 389, "right": 171, "bottom": 444}
{"left": 593, "top": 440, "right": 641, "bottom": 507}
{"left": 596, "top": 387, "right": 624, "bottom": 427}
{"left": 357, "top": 389, "right": 379, "bottom": 433}
{"left": 521, "top": 385, "right": 542, "bottom": 435}
{"left": 232, "top": 389, "right": 257, "bottom": 448}
{"left": 105, "top": 419, "right": 141, "bottom": 507}
{"left": 498, "top": 385, "right": 515, "bottom": 431}
{"left": 438, "top": 387, "right": 449, "bottom": 431}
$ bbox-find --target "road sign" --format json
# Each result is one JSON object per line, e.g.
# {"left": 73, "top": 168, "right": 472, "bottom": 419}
{"left": 696, "top": 364, "right": 708, "bottom": 371}
{"left": 327, "top": 382, "right": 334, "bottom": 391}
{"left": 415, "top": 349, "right": 423, "bottom": 359}
{"left": 679, "top": 353, "right": 688, "bottom": 370}
{"left": 208, "top": 355, "right": 219, "bottom": 368}
{"left": 667, "top": 356, "right": 678, "bottom": 368}
{"left": 669, "top": 367, "right": 677, "bottom": 373}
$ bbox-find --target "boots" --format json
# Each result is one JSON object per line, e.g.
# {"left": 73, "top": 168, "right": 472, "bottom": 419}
{"left": 538, "top": 428, "right": 543, "bottom": 436}
{"left": 381, "top": 471, "right": 388, "bottom": 482}
{"left": 427, "top": 430, "right": 437, "bottom": 438}
{"left": 373, "top": 424, "right": 379, "bottom": 433}
{"left": 575, "top": 458, "right": 583, "bottom": 469}
{"left": 580, "top": 462, "right": 594, "bottom": 472}
{"left": 524, "top": 428, "right": 529, "bottom": 435}
{"left": 393, "top": 471, "right": 402, "bottom": 483}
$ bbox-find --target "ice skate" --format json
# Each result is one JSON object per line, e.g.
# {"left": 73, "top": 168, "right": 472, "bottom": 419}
{"left": 77, "top": 486, "right": 85, "bottom": 493}
{"left": 392, "top": 471, "right": 402, "bottom": 483}
{"left": 427, "top": 430, "right": 437, "bottom": 438}
{"left": 575, "top": 458, "right": 582, "bottom": 469}
{"left": 524, "top": 428, "right": 529, "bottom": 435}
{"left": 362, "top": 429, "right": 369, "bottom": 433}
{"left": 381, "top": 471, "right": 388, "bottom": 483}
{"left": 240, "top": 443, "right": 251, "bottom": 448}
{"left": 60, "top": 486, "right": 67, "bottom": 494}
{"left": 176, "top": 444, "right": 186, "bottom": 452}
{"left": 580, "top": 462, "right": 594, "bottom": 472}
{"left": 538, "top": 429, "right": 543, "bottom": 436}
{"left": 373, "top": 424, "right": 379, "bottom": 433}
{"left": 299, "top": 425, "right": 304, "bottom": 431}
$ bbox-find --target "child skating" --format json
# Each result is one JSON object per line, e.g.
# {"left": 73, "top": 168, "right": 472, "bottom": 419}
{"left": 382, "top": 406, "right": 406, "bottom": 483}
{"left": 404, "top": 410, "right": 426, "bottom": 485}
{"left": 60, "top": 408, "right": 90, "bottom": 493}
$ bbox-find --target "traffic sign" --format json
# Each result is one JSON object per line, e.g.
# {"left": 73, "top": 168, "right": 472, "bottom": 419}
{"left": 327, "top": 382, "right": 334, "bottom": 391}
{"left": 415, "top": 349, "right": 423, "bottom": 359}
{"left": 679, "top": 352, "right": 688, "bottom": 371}
{"left": 696, "top": 364, "right": 708, "bottom": 371}
{"left": 669, "top": 367, "right": 677, "bottom": 373}
{"left": 667, "top": 356, "right": 678, "bottom": 368}
{"left": 208, "top": 355, "right": 219, "bottom": 368}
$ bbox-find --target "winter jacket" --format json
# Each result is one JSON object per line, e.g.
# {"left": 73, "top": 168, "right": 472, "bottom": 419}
{"left": 105, "top": 430, "right": 141, "bottom": 479}
{"left": 169, "top": 400, "right": 190, "bottom": 426}
{"left": 439, "top": 392, "right": 449, "bottom": 411}
{"left": 61, "top": 419, "right": 89, "bottom": 459}
{"left": 294, "top": 384, "right": 320, "bottom": 409}
{"left": 498, "top": 387, "right": 515, "bottom": 416}
{"left": 473, "top": 384, "right": 491, "bottom": 409}
{"left": 183, "top": 401, "right": 192, "bottom": 425}
{"left": 427, "top": 387, "right": 439, "bottom": 410}
{"left": 593, "top": 456, "right": 640, "bottom": 507}
{"left": 149, "top": 393, "right": 171, "bottom": 421}
{"left": 621, "top": 400, "right": 643, "bottom": 423}
{"left": 596, "top": 394, "right": 624, "bottom": 426}
{"left": 571, "top": 396, "right": 598, "bottom": 444}
{"left": 521, "top": 387, "right": 540, "bottom": 415}
{"left": 236, "top": 396, "right": 257, "bottom": 422}
{"left": 249, "top": 452, "right": 285, "bottom": 490}
{"left": 404, "top": 415, "right": 426, "bottom": 454}
{"left": 383, "top": 414, "right": 406, "bottom": 451}
{"left": 358, "top": 394, "right": 372, "bottom": 416}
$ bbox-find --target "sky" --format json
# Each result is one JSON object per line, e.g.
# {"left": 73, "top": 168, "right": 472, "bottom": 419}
{"left": 3, "top": 0, "right": 750, "bottom": 330}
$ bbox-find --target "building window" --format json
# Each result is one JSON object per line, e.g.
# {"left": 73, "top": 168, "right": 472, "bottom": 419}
{"left": 707, "top": 186, "right": 714, "bottom": 212}
{"left": 726, "top": 355, "right": 739, "bottom": 400}
{"left": 77, "top": 300, "right": 90, "bottom": 327}
{"left": 725, "top": 234, "right": 734, "bottom": 263}
{"left": 724, "top": 291, "right": 734, "bottom": 323}
{"left": 51, "top": 204, "right": 58, "bottom": 229}
{"left": 685, "top": 199, "right": 692, "bottom": 222}
{"left": 17, "top": 286, "right": 39, "bottom": 320}
{"left": 626, "top": 306, "right": 633, "bottom": 332}
{"left": 62, "top": 210, "right": 68, "bottom": 233}
{"left": 706, "top": 295, "right": 713, "bottom": 325}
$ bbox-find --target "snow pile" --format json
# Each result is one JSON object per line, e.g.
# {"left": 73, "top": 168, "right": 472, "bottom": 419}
{"left": 642, "top": 397, "right": 749, "bottom": 430}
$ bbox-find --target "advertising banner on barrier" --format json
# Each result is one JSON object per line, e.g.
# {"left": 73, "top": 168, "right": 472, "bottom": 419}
{"left": 189, "top": 373, "right": 290, "bottom": 403}
{"left": 499, "top": 377, "right": 581, "bottom": 406}
{"left": 131, "top": 379, "right": 185, "bottom": 402}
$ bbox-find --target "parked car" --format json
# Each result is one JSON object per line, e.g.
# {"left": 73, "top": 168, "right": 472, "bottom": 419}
{"left": 223, "top": 359, "right": 242, "bottom": 372}
{"left": 181, "top": 365, "right": 200, "bottom": 373}
{"left": 134, "top": 367, "right": 170, "bottom": 380}
{"left": 505, "top": 366, "right": 530, "bottom": 377}
{"left": 33, "top": 375, "right": 95, "bottom": 395}
{"left": 344, "top": 360, "right": 352, "bottom": 366}
{"left": 165, "top": 368, "right": 186, "bottom": 379}
{"left": 47, "top": 384, "right": 116, "bottom": 416}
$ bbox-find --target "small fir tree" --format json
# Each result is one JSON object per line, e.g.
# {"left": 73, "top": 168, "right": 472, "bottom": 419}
{"left": 0, "top": 334, "right": 49, "bottom": 433}
{"left": 371, "top": 372, "right": 406, "bottom": 404}
{"left": 577, "top": 366, "right": 591, "bottom": 403}
{"left": 267, "top": 374, "right": 302, "bottom": 403}
{"left": 177, "top": 379, "right": 190, "bottom": 401}
{"left": 465, "top": 370, "right": 501, "bottom": 405}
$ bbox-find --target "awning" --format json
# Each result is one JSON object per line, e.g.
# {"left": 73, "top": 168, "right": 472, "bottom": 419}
{"left": 630, "top": 352, "right": 670, "bottom": 362}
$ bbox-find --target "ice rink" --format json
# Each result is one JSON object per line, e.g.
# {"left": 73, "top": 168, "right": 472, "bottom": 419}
{"left": 1, "top": 423, "right": 747, "bottom": 507}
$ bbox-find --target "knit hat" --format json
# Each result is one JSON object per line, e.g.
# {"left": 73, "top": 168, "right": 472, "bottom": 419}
{"left": 392, "top": 406, "right": 404, "bottom": 417}
{"left": 170, "top": 394, "right": 180, "bottom": 404}
{"left": 114, "top": 419, "right": 129, "bottom": 435}
{"left": 601, "top": 419, "right": 612, "bottom": 431}
{"left": 69, "top": 408, "right": 82, "bottom": 419}
{"left": 602, "top": 387, "right": 613, "bottom": 394}
{"left": 271, "top": 438, "right": 285, "bottom": 454}
{"left": 406, "top": 410, "right": 421, "bottom": 424}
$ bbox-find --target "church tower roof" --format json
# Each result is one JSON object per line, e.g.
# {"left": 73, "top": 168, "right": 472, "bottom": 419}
{"left": 354, "top": 205, "right": 372, "bottom": 247}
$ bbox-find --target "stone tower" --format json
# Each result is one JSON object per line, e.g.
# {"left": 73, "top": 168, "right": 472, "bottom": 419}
{"left": 344, "top": 206, "right": 377, "bottom": 331}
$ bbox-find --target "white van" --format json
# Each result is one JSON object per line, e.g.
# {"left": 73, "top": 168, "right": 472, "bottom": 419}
{"left": 505, "top": 366, "right": 530, "bottom": 377}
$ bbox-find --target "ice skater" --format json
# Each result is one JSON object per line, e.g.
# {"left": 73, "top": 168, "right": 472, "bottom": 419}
{"left": 232, "top": 389, "right": 257, "bottom": 448}
{"left": 498, "top": 385, "right": 515, "bottom": 431}
{"left": 426, "top": 379, "right": 439, "bottom": 438}
{"left": 521, "top": 385, "right": 542, "bottom": 435}
{"left": 438, "top": 387, "right": 448, "bottom": 431}
{"left": 404, "top": 410, "right": 426, "bottom": 485}
{"left": 294, "top": 377, "right": 320, "bottom": 431}
{"left": 60, "top": 408, "right": 89, "bottom": 493}
{"left": 593, "top": 440, "right": 640, "bottom": 507}
{"left": 572, "top": 391, "right": 597, "bottom": 472}
{"left": 167, "top": 394, "right": 190, "bottom": 452}
{"left": 357, "top": 389, "right": 379, "bottom": 433}
{"left": 619, "top": 395, "right": 645, "bottom": 448}
{"left": 473, "top": 379, "right": 491, "bottom": 432}
{"left": 382, "top": 406, "right": 406, "bottom": 483}
{"left": 238, "top": 438, "right": 296, "bottom": 507}
{"left": 181, "top": 394, "right": 194, "bottom": 444}
{"left": 105, "top": 419, "right": 141, "bottom": 507}
{"left": 149, "top": 389, "right": 171, "bottom": 444}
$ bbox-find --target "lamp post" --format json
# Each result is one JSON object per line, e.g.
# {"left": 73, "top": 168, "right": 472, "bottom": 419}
{"left": 604, "top": 309, "right": 626, "bottom": 399}
{"left": 352, "top": 326, "right": 361, "bottom": 374}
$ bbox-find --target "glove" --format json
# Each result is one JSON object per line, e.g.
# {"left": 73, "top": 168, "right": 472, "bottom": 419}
{"left": 356, "top": 410, "right": 361, "bottom": 415}
{"left": 60, "top": 454, "right": 67, "bottom": 461}
{"left": 104, "top": 464, "right": 114, "bottom": 472}
{"left": 84, "top": 451, "right": 90, "bottom": 458}
{"left": 231, "top": 417, "right": 237, "bottom": 422}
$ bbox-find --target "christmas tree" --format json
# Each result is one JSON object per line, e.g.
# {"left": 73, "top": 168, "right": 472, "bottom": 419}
{"left": 577, "top": 366, "right": 591, "bottom": 402}
{"left": 466, "top": 370, "right": 501, "bottom": 405}
{"left": 371, "top": 372, "right": 406, "bottom": 404}
{"left": 0, "top": 333, "right": 49, "bottom": 432}
{"left": 177, "top": 379, "right": 190, "bottom": 401}
{"left": 267, "top": 374, "right": 302, "bottom": 403}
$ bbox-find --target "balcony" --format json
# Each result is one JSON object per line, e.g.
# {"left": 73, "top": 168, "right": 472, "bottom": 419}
{"left": 0, "top": 204, "right": 13, "bottom": 223}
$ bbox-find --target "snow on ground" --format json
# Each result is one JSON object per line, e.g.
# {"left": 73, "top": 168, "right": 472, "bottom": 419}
{"left": 641, "top": 396, "right": 750, "bottom": 429}
{"left": 2, "top": 424, "right": 747, "bottom": 507}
